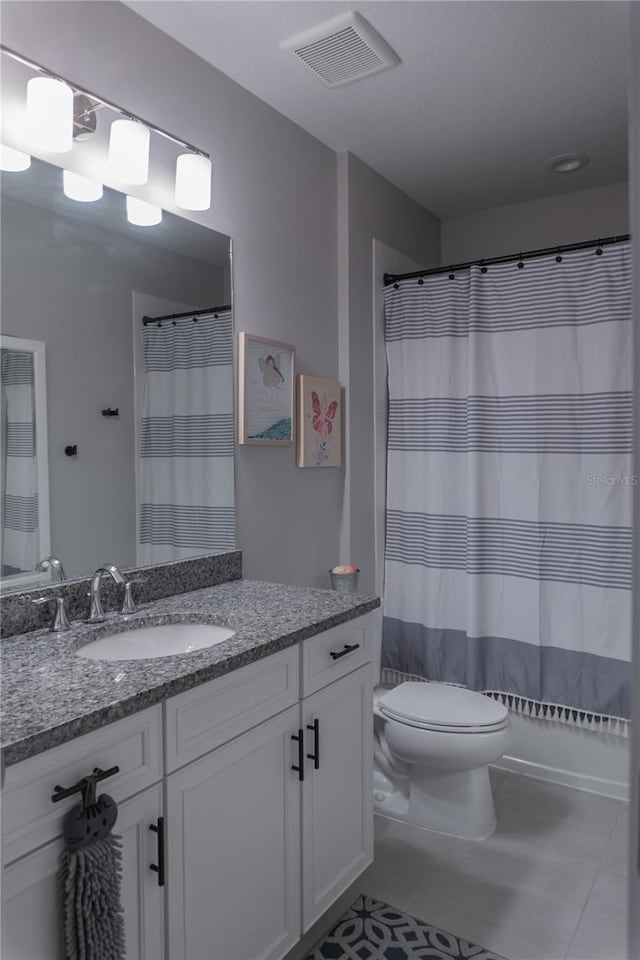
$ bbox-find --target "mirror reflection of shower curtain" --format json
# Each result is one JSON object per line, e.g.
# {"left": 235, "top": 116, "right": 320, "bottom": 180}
{"left": 382, "top": 242, "right": 632, "bottom": 727}
{"left": 138, "top": 311, "right": 235, "bottom": 564}
{"left": 1, "top": 349, "right": 39, "bottom": 575}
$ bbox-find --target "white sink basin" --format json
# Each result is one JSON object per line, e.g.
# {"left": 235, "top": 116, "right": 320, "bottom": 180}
{"left": 76, "top": 623, "right": 236, "bottom": 661}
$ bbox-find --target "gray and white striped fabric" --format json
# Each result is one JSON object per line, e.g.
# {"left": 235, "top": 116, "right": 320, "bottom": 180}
{"left": 1, "top": 349, "right": 39, "bottom": 574}
{"left": 138, "top": 310, "right": 235, "bottom": 563}
{"left": 382, "top": 243, "right": 632, "bottom": 724}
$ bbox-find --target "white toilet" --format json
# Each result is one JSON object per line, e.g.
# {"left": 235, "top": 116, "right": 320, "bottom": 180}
{"left": 373, "top": 681, "right": 512, "bottom": 840}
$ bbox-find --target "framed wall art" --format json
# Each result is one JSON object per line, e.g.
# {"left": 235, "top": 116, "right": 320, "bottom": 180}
{"left": 297, "top": 374, "right": 342, "bottom": 467}
{"left": 238, "top": 333, "right": 295, "bottom": 445}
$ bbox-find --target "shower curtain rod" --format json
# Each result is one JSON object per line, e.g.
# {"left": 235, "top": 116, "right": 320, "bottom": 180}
{"left": 383, "top": 234, "right": 631, "bottom": 286}
{"left": 142, "top": 304, "right": 232, "bottom": 326}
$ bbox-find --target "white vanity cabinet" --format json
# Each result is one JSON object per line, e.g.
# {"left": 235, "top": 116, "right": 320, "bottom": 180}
{"left": 166, "top": 704, "right": 302, "bottom": 960}
{"left": 1, "top": 611, "right": 375, "bottom": 960}
{"left": 2, "top": 777, "right": 165, "bottom": 960}
{"left": 301, "top": 664, "right": 374, "bottom": 931}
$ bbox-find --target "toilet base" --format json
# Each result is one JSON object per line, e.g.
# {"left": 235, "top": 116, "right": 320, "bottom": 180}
{"left": 373, "top": 764, "right": 497, "bottom": 841}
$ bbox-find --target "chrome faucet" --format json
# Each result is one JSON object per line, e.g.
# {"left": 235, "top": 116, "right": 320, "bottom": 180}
{"left": 36, "top": 556, "right": 67, "bottom": 581}
{"left": 86, "top": 564, "right": 125, "bottom": 623}
{"left": 32, "top": 595, "right": 71, "bottom": 632}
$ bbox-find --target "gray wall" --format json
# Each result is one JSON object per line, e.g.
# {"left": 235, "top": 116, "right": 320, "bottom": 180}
{"left": 2, "top": 0, "right": 340, "bottom": 588}
{"left": 1, "top": 194, "right": 222, "bottom": 578}
{"left": 339, "top": 153, "right": 440, "bottom": 594}
{"left": 441, "top": 181, "right": 629, "bottom": 264}
{"left": 628, "top": 3, "right": 640, "bottom": 949}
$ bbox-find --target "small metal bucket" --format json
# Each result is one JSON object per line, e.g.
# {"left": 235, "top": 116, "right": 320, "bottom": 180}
{"left": 328, "top": 570, "right": 360, "bottom": 594}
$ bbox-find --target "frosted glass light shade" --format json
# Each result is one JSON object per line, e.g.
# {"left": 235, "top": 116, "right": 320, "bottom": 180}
{"left": 26, "top": 77, "right": 73, "bottom": 153}
{"left": 63, "top": 170, "right": 103, "bottom": 202}
{"left": 0, "top": 145, "right": 31, "bottom": 171}
{"left": 109, "top": 119, "right": 150, "bottom": 185}
{"left": 126, "top": 196, "right": 162, "bottom": 226}
{"left": 175, "top": 153, "right": 212, "bottom": 210}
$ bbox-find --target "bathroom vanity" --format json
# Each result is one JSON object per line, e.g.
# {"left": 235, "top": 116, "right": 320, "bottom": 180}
{"left": 1, "top": 578, "right": 379, "bottom": 960}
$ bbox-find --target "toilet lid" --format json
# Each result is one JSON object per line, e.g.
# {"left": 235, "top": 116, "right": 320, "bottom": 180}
{"left": 378, "top": 682, "right": 508, "bottom": 731}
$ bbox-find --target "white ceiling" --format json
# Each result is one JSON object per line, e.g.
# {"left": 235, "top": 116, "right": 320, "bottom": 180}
{"left": 125, "top": 0, "right": 629, "bottom": 219}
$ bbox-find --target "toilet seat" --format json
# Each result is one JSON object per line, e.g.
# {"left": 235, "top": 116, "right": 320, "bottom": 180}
{"left": 377, "top": 682, "right": 510, "bottom": 734}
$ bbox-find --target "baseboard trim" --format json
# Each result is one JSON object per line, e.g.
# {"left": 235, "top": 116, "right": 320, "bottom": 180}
{"left": 495, "top": 755, "right": 629, "bottom": 801}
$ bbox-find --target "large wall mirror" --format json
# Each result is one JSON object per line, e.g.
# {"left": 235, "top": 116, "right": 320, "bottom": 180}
{"left": 1, "top": 156, "right": 235, "bottom": 590}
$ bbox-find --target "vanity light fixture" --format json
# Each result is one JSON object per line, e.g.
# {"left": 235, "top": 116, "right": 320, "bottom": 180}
{"left": 26, "top": 76, "right": 73, "bottom": 153}
{"left": 63, "top": 170, "right": 103, "bottom": 202}
{"left": 0, "top": 144, "right": 31, "bottom": 171}
{"left": 175, "top": 152, "right": 212, "bottom": 211}
{"left": 1, "top": 45, "right": 213, "bottom": 219}
{"left": 108, "top": 118, "right": 150, "bottom": 186}
{"left": 126, "top": 195, "right": 162, "bottom": 226}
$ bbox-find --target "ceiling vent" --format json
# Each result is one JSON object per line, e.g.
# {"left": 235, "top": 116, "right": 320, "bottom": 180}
{"left": 280, "top": 12, "right": 400, "bottom": 88}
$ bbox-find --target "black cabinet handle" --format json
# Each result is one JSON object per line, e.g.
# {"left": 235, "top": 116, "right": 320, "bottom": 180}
{"left": 52, "top": 765, "right": 119, "bottom": 803}
{"left": 306, "top": 719, "right": 320, "bottom": 770}
{"left": 291, "top": 729, "right": 305, "bottom": 781}
{"left": 330, "top": 642, "right": 360, "bottom": 661}
{"left": 149, "top": 816, "right": 165, "bottom": 887}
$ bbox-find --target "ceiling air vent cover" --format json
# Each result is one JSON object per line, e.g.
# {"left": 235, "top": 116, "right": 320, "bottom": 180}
{"left": 280, "top": 12, "right": 400, "bottom": 88}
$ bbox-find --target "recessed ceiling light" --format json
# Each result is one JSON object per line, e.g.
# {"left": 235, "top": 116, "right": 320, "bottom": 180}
{"left": 545, "top": 154, "right": 590, "bottom": 174}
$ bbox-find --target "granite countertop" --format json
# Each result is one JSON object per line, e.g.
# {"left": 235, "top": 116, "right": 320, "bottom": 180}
{"left": 1, "top": 579, "right": 380, "bottom": 767}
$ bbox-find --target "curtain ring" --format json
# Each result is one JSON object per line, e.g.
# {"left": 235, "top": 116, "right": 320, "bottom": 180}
{"left": 595, "top": 240, "right": 603, "bottom": 256}
{"left": 418, "top": 278, "right": 424, "bottom": 285}
{"left": 555, "top": 247, "right": 563, "bottom": 263}
{"left": 393, "top": 283, "right": 399, "bottom": 289}
{"left": 517, "top": 254, "right": 524, "bottom": 269}
{"left": 480, "top": 260, "right": 487, "bottom": 274}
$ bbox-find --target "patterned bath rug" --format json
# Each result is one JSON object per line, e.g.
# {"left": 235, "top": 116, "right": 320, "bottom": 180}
{"left": 307, "top": 895, "right": 506, "bottom": 960}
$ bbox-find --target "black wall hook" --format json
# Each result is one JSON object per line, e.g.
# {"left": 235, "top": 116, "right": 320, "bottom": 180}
{"left": 101, "top": 408, "right": 119, "bottom": 417}
{"left": 64, "top": 445, "right": 77, "bottom": 457}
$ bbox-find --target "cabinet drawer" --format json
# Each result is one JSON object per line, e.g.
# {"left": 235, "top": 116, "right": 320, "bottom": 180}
{"left": 2, "top": 706, "right": 162, "bottom": 865}
{"left": 301, "top": 614, "right": 373, "bottom": 696}
{"left": 165, "top": 646, "right": 299, "bottom": 772}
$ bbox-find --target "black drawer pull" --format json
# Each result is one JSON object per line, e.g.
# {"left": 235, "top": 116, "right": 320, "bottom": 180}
{"left": 291, "top": 730, "right": 304, "bottom": 781}
{"left": 306, "top": 719, "right": 320, "bottom": 770}
{"left": 149, "top": 816, "right": 165, "bottom": 887}
{"left": 52, "top": 765, "right": 120, "bottom": 804}
{"left": 330, "top": 642, "right": 360, "bottom": 661}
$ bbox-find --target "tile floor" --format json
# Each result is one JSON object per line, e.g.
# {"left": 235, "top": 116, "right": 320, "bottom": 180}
{"left": 359, "top": 769, "right": 629, "bottom": 960}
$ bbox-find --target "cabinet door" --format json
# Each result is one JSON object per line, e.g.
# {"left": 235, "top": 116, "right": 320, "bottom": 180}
{"left": 166, "top": 703, "right": 301, "bottom": 960}
{"left": 1, "top": 784, "right": 164, "bottom": 960}
{"left": 301, "top": 664, "right": 374, "bottom": 931}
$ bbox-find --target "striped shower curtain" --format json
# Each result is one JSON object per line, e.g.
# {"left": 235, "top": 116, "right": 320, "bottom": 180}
{"left": 1, "top": 348, "right": 39, "bottom": 575}
{"left": 382, "top": 243, "right": 632, "bottom": 728}
{"left": 138, "top": 310, "right": 236, "bottom": 563}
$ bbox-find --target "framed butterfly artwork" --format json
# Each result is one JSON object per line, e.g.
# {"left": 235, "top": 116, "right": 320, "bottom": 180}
{"left": 238, "top": 333, "right": 295, "bottom": 445}
{"left": 297, "top": 375, "right": 342, "bottom": 467}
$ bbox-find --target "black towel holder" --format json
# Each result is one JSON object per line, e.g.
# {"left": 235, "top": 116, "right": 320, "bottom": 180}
{"left": 53, "top": 766, "right": 120, "bottom": 850}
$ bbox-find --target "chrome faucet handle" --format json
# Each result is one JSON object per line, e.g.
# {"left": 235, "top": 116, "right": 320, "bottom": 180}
{"left": 121, "top": 578, "right": 146, "bottom": 615}
{"left": 32, "top": 596, "right": 71, "bottom": 633}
